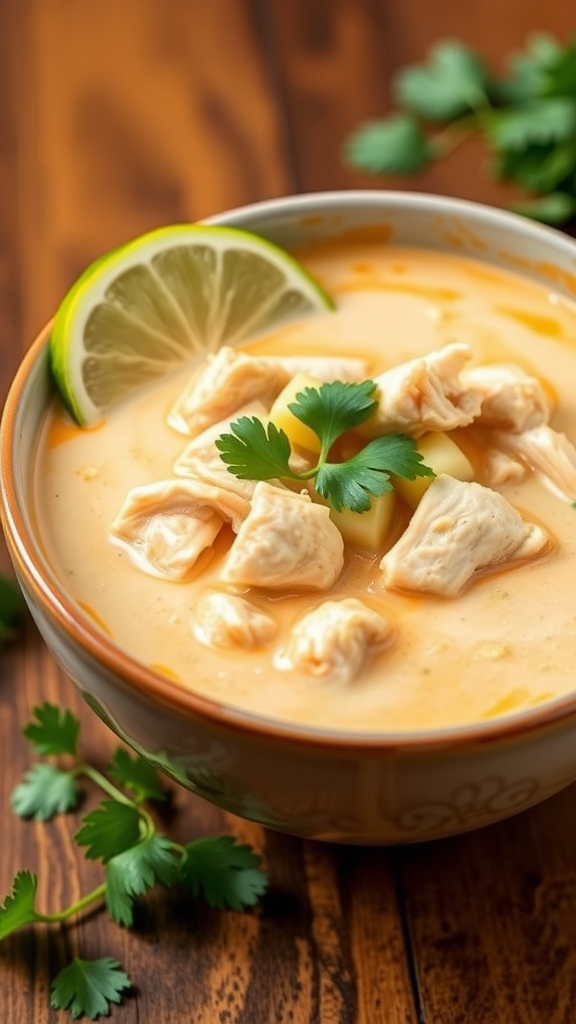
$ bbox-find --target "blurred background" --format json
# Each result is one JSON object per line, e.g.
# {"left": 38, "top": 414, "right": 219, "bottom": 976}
{"left": 2, "top": 0, "right": 575, "bottom": 377}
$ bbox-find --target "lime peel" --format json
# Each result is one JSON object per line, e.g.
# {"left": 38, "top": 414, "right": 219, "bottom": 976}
{"left": 49, "top": 224, "right": 334, "bottom": 426}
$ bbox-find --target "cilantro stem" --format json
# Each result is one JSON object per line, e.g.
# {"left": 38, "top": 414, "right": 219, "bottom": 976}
{"left": 35, "top": 883, "right": 108, "bottom": 925}
{"left": 137, "top": 806, "right": 157, "bottom": 837}
{"left": 428, "top": 113, "right": 482, "bottom": 158}
{"left": 78, "top": 764, "right": 134, "bottom": 806}
{"left": 286, "top": 464, "right": 322, "bottom": 482}
{"left": 78, "top": 763, "right": 158, "bottom": 837}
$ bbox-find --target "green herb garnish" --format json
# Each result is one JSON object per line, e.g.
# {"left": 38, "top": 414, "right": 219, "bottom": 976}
{"left": 0, "top": 573, "right": 25, "bottom": 643}
{"left": 215, "top": 379, "right": 434, "bottom": 513}
{"left": 344, "top": 34, "right": 576, "bottom": 225}
{"left": 51, "top": 959, "right": 132, "bottom": 1021}
{"left": 1, "top": 703, "right": 268, "bottom": 1020}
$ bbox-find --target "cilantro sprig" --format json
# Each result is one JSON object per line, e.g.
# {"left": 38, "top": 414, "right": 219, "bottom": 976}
{"left": 344, "top": 34, "right": 576, "bottom": 226}
{"left": 215, "top": 379, "right": 434, "bottom": 513}
{"left": 1, "top": 703, "right": 268, "bottom": 1020}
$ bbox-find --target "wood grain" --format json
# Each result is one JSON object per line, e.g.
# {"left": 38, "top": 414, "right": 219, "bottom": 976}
{"left": 2, "top": 1, "right": 576, "bottom": 1021}
{"left": 399, "top": 786, "right": 576, "bottom": 1024}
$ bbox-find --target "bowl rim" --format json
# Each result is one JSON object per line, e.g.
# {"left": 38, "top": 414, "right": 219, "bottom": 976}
{"left": 4, "top": 187, "right": 576, "bottom": 754}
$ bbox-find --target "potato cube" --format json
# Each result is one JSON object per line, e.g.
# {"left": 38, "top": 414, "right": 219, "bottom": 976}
{"left": 268, "top": 372, "right": 323, "bottom": 454}
{"left": 394, "top": 432, "right": 474, "bottom": 509}
{"left": 312, "top": 488, "right": 396, "bottom": 552}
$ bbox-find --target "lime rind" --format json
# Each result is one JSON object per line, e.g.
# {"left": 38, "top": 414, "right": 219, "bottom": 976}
{"left": 49, "top": 224, "right": 334, "bottom": 426}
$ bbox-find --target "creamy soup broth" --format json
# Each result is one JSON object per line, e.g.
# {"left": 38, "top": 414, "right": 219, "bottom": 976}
{"left": 33, "top": 244, "right": 576, "bottom": 731}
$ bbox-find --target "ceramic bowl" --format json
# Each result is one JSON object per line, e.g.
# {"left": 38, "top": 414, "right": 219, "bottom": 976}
{"left": 3, "top": 190, "right": 576, "bottom": 845}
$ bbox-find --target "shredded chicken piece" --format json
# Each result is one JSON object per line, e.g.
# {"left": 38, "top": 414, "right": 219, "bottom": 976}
{"left": 367, "top": 343, "right": 481, "bottom": 438}
{"left": 110, "top": 478, "right": 249, "bottom": 580}
{"left": 461, "top": 363, "right": 552, "bottom": 432}
{"left": 221, "top": 481, "right": 344, "bottom": 590}
{"left": 174, "top": 401, "right": 268, "bottom": 500}
{"left": 192, "top": 591, "right": 277, "bottom": 649}
{"left": 168, "top": 346, "right": 289, "bottom": 436}
{"left": 261, "top": 355, "right": 368, "bottom": 381}
{"left": 379, "top": 475, "right": 550, "bottom": 597}
{"left": 482, "top": 447, "right": 528, "bottom": 488}
{"left": 275, "top": 598, "right": 394, "bottom": 685}
{"left": 491, "top": 424, "right": 576, "bottom": 501}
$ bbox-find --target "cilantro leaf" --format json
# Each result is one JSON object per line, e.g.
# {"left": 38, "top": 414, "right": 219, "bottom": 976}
{"left": 216, "top": 380, "right": 436, "bottom": 513}
{"left": 0, "top": 871, "right": 41, "bottom": 939}
{"left": 490, "top": 96, "right": 576, "bottom": 151}
{"left": 215, "top": 416, "right": 294, "bottom": 480}
{"left": 51, "top": 957, "right": 132, "bottom": 1020}
{"left": 493, "top": 138, "right": 576, "bottom": 197}
{"left": 289, "top": 379, "right": 377, "bottom": 453}
{"left": 496, "top": 33, "right": 562, "bottom": 103}
{"left": 316, "top": 435, "right": 435, "bottom": 513}
{"left": 11, "top": 764, "right": 79, "bottom": 821}
{"left": 363, "top": 433, "right": 437, "bottom": 480}
{"left": 0, "top": 574, "right": 25, "bottom": 642}
{"left": 23, "top": 702, "right": 80, "bottom": 756}
{"left": 105, "top": 835, "right": 178, "bottom": 926}
{"left": 544, "top": 41, "right": 576, "bottom": 96}
{"left": 74, "top": 800, "right": 142, "bottom": 863}
{"left": 344, "top": 114, "right": 432, "bottom": 175}
{"left": 511, "top": 192, "right": 576, "bottom": 224}
{"left": 107, "top": 747, "right": 167, "bottom": 803}
{"left": 180, "top": 835, "right": 268, "bottom": 910}
{"left": 394, "top": 41, "right": 490, "bottom": 122}
{"left": 315, "top": 460, "right": 391, "bottom": 513}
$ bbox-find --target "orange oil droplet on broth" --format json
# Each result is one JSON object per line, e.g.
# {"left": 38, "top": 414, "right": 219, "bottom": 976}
{"left": 333, "top": 278, "right": 462, "bottom": 302}
{"left": 149, "top": 663, "right": 183, "bottom": 683}
{"left": 481, "top": 687, "right": 529, "bottom": 719}
{"left": 78, "top": 601, "right": 114, "bottom": 637}
{"left": 47, "top": 411, "right": 104, "bottom": 450}
{"left": 495, "top": 305, "right": 564, "bottom": 338}
{"left": 351, "top": 262, "right": 376, "bottom": 275}
{"left": 292, "top": 224, "right": 394, "bottom": 264}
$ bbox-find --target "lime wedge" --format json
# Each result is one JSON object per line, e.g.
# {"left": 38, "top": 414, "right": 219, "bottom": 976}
{"left": 49, "top": 224, "right": 334, "bottom": 425}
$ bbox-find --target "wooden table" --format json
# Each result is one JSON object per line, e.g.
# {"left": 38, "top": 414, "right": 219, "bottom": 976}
{"left": 2, "top": 3, "right": 576, "bottom": 1021}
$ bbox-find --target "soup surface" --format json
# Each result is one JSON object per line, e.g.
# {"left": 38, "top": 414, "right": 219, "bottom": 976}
{"left": 34, "top": 243, "right": 576, "bottom": 732}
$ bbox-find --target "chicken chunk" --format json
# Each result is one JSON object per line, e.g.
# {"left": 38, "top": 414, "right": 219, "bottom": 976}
{"left": 491, "top": 424, "right": 576, "bottom": 501}
{"left": 192, "top": 591, "right": 277, "bottom": 649}
{"left": 379, "top": 475, "right": 550, "bottom": 597}
{"left": 461, "top": 363, "right": 551, "bottom": 432}
{"left": 173, "top": 401, "right": 268, "bottom": 500}
{"left": 168, "top": 346, "right": 289, "bottom": 436}
{"left": 275, "top": 598, "right": 394, "bottom": 685}
{"left": 366, "top": 343, "right": 481, "bottom": 438}
{"left": 482, "top": 446, "right": 528, "bottom": 488}
{"left": 221, "top": 481, "right": 344, "bottom": 591}
{"left": 261, "top": 355, "right": 368, "bottom": 382}
{"left": 110, "top": 478, "right": 250, "bottom": 580}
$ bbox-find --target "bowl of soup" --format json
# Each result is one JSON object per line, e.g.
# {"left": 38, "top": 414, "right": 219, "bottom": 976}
{"left": 3, "top": 190, "right": 576, "bottom": 844}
